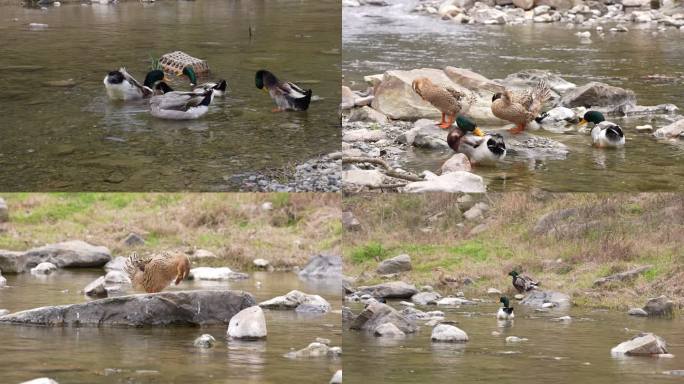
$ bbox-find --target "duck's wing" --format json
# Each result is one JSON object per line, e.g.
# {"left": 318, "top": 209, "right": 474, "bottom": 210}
{"left": 526, "top": 80, "right": 551, "bottom": 117}
{"left": 278, "top": 81, "right": 309, "bottom": 99}
{"left": 151, "top": 92, "right": 202, "bottom": 111}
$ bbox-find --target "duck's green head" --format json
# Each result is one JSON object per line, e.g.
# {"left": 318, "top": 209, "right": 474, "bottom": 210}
{"left": 456, "top": 115, "right": 484, "bottom": 137}
{"left": 181, "top": 66, "right": 198, "bottom": 86}
{"left": 143, "top": 70, "right": 166, "bottom": 88}
{"left": 579, "top": 111, "right": 605, "bottom": 126}
{"left": 255, "top": 69, "right": 277, "bottom": 92}
{"left": 500, "top": 296, "right": 510, "bottom": 307}
{"left": 508, "top": 271, "right": 519, "bottom": 278}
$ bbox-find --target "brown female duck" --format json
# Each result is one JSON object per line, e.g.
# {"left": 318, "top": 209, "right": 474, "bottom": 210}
{"left": 125, "top": 251, "right": 191, "bottom": 293}
{"left": 412, "top": 77, "right": 474, "bottom": 129}
{"left": 491, "top": 80, "right": 551, "bottom": 134}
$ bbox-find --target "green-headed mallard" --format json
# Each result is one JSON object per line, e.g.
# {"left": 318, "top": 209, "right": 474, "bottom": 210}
{"left": 412, "top": 77, "right": 474, "bottom": 129}
{"left": 579, "top": 111, "right": 625, "bottom": 148}
{"left": 125, "top": 251, "right": 191, "bottom": 293}
{"left": 509, "top": 271, "right": 540, "bottom": 294}
{"left": 179, "top": 66, "right": 228, "bottom": 97}
{"left": 149, "top": 87, "right": 213, "bottom": 120}
{"left": 103, "top": 68, "right": 166, "bottom": 101}
{"left": 255, "top": 69, "right": 312, "bottom": 112}
{"left": 491, "top": 80, "right": 551, "bottom": 134}
{"left": 497, "top": 296, "right": 515, "bottom": 320}
{"left": 449, "top": 116, "right": 507, "bottom": 165}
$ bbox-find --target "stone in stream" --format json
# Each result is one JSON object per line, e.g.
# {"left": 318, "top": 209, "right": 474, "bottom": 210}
{"left": 411, "top": 291, "right": 442, "bottom": 305}
{"left": 440, "top": 153, "right": 472, "bottom": 174}
{"left": 348, "top": 106, "right": 389, "bottom": 124}
{"left": 193, "top": 334, "right": 216, "bottom": 348}
{"left": 560, "top": 82, "right": 636, "bottom": 110}
{"left": 0, "top": 197, "right": 8, "bottom": 222}
{"left": 506, "top": 336, "right": 527, "bottom": 343}
{"left": 376, "top": 254, "right": 412, "bottom": 275}
{"left": 520, "top": 290, "right": 571, "bottom": 308}
{"left": 284, "top": 341, "right": 341, "bottom": 359}
{"left": 30, "top": 262, "right": 57, "bottom": 275}
{"left": 19, "top": 379, "right": 59, "bottom": 384}
{"left": 627, "top": 308, "right": 648, "bottom": 317}
{"left": 330, "top": 370, "right": 343, "bottom": 384}
{"left": 0, "top": 309, "right": 9, "bottom": 316}
{"left": 122, "top": 233, "right": 145, "bottom": 247}
{"left": 0, "top": 241, "right": 111, "bottom": 273}
{"left": 227, "top": 306, "right": 267, "bottom": 339}
{"left": 403, "top": 171, "right": 486, "bottom": 194}
{"left": 298, "top": 254, "right": 342, "bottom": 279}
{"left": 642, "top": 296, "right": 675, "bottom": 318}
{"left": 252, "top": 258, "right": 270, "bottom": 269}
{"left": 611, "top": 333, "right": 669, "bottom": 356}
{"left": 104, "top": 256, "right": 127, "bottom": 272}
{"left": 437, "top": 297, "right": 477, "bottom": 306}
{"left": 104, "top": 270, "right": 131, "bottom": 285}
{"left": 356, "top": 281, "right": 418, "bottom": 299}
{"left": 258, "top": 290, "right": 331, "bottom": 313}
{"left": 431, "top": 323, "right": 469, "bottom": 342}
{"left": 188, "top": 267, "right": 249, "bottom": 281}
{"left": 374, "top": 322, "right": 406, "bottom": 337}
{"left": 349, "top": 301, "right": 417, "bottom": 334}
{"left": 0, "top": 290, "right": 256, "bottom": 326}
{"left": 654, "top": 119, "right": 684, "bottom": 139}
{"left": 83, "top": 276, "right": 108, "bottom": 298}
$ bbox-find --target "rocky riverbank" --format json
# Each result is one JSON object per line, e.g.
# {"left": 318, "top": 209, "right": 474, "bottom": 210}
{"left": 341, "top": 67, "right": 682, "bottom": 192}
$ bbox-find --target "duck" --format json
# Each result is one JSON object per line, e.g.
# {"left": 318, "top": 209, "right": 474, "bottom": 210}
{"left": 497, "top": 296, "right": 515, "bottom": 320}
{"left": 509, "top": 271, "right": 540, "bottom": 294}
{"left": 412, "top": 77, "right": 475, "bottom": 129}
{"left": 578, "top": 111, "right": 625, "bottom": 148}
{"left": 448, "top": 116, "right": 507, "bottom": 165}
{"left": 491, "top": 80, "right": 551, "bottom": 134}
{"left": 178, "top": 66, "right": 228, "bottom": 97}
{"left": 103, "top": 68, "right": 166, "bottom": 101}
{"left": 255, "top": 69, "right": 312, "bottom": 111}
{"left": 125, "top": 251, "right": 191, "bottom": 293}
{"left": 433, "top": 267, "right": 459, "bottom": 288}
{"left": 149, "top": 88, "right": 214, "bottom": 120}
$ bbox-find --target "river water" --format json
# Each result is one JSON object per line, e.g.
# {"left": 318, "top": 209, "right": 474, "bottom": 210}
{"left": 0, "top": 0, "right": 341, "bottom": 191}
{"left": 343, "top": 1, "right": 684, "bottom": 191}
{"left": 0, "top": 270, "right": 341, "bottom": 383}
{"left": 344, "top": 299, "right": 684, "bottom": 384}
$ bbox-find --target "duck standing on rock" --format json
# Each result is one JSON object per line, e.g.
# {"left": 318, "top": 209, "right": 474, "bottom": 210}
{"left": 578, "top": 111, "right": 625, "bottom": 148}
{"left": 491, "top": 80, "right": 551, "bottom": 134}
{"left": 448, "top": 116, "right": 507, "bottom": 165}
{"left": 497, "top": 296, "right": 515, "bottom": 320}
{"left": 125, "top": 251, "right": 191, "bottom": 293}
{"left": 103, "top": 68, "right": 167, "bottom": 101}
{"left": 255, "top": 69, "right": 312, "bottom": 112}
{"left": 509, "top": 271, "right": 540, "bottom": 294}
{"left": 412, "top": 77, "right": 474, "bottom": 129}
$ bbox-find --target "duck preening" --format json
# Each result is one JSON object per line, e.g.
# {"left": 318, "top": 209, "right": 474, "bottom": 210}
{"left": 448, "top": 116, "right": 507, "bottom": 165}
{"left": 255, "top": 69, "right": 312, "bottom": 111}
{"left": 179, "top": 66, "right": 228, "bottom": 97}
{"left": 497, "top": 296, "right": 515, "bottom": 320}
{"left": 149, "top": 87, "right": 214, "bottom": 120}
{"left": 509, "top": 271, "right": 540, "bottom": 294}
{"left": 579, "top": 111, "right": 625, "bottom": 148}
{"left": 491, "top": 80, "right": 551, "bottom": 134}
{"left": 125, "top": 251, "right": 191, "bottom": 293}
{"left": 103, "top": 68, "right": 166, "bottom": 101}
{"left": 412, "top": 77, "right": 474, "bottom": 129}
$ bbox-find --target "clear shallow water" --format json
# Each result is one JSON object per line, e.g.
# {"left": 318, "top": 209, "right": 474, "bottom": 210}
{"left": 344, "top": 299, "right": 684, "bottom": 384}
{"left": 0, "top": 270, "right": 341, "bottom": 383}
{"left": 343, "top": 2, "right": 684, "bottom": 191}
{"left": 0, "top": 0, "right": 341, "bottom": 191}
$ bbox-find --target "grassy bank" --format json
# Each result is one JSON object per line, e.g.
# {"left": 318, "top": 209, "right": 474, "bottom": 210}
{"left": 0, "top": 193, "right": 341, "bottom": 269}
{"left": 343, "top": 193, "right": 683, "bottom": 310}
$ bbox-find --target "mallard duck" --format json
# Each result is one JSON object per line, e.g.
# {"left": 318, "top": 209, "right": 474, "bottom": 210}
{"left": 509, "top": 271, "right": 540, "bottom": 294}
{"left": 149, "top": 88, "right": 213, "bottom": 120}
{"left": 433, "top": 267, "right": 459, "bottom": 288}
{"left": 179, "top": 66, "right": 228, "bottom": 97}
{"left": 103, "top": 68, "right": 166, "bottom": 101}
{"left": 449, "top": 116, "right": 507, "bottom": 165}
{"left": 491, "top": 80, "right": 551, "bottom": 134}
{"left": 255, "top": 69, "right": 312, "bottom": 111}
{"left": 497, "top": 296, "right": 515, "bottom": 320}
{"left": 578, "top": 111, "right": 625, "bottom": 148}
{"left": 412, "top": 77, "right": 474, "bottom": 129}
{"left": 125, "top": 251, "right": 191, "bottom": 293}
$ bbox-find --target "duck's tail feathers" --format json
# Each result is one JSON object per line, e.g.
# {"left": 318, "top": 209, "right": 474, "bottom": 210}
{"left": 213, "top": 80, "right": 228, "bottom": 93}
{"left": 606, "top": 125, "right": 624, "bottom": 140}
{"left": 199, "top": 90, "right": 213, "bottom": 107}
{"left": 529, "top": 80, "right": 552, "bottom": 116}
{"left": 535, "top": 111, "right": 549, "bottom": 124}
{"left": 292, "top": 88, "right": 312, "bottom": 111}
{"left": 125, "top": 252, "right": 143, "bottom": 282}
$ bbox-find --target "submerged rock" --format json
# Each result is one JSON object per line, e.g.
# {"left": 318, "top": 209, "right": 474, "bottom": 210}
{"left": 188, "top": 267, "right": 248, "bottom": 281}
{"left": 83, "top": 276, "right": 108, "bottom": 298}
{"left": 284, "top": 341, "right": 341, "bottom": 359}
{"left": 611, "top": 333, "right": 669, "bottom": 356}
{"left": 193, "top": 334, "right": 216, "bottom": 348}
{"left": 30, "top": 262, "right": 57, "bottom": 275}
{"left": 376, "top": 254, "right": 412, "bottom": 275}
{"left": 0, "top": 290, "right": 256, "bottom": 326}
{"left": 259, "top": 290, "right": 331, "bottom": 313}
{"left": 431, "top": 323, "right": 469, "bottom": 342}
{"left": 349, "top": 301, "right": 417, "bottom": 333}
{"left": 227, "top": 306, "right": 267, "bottom": 339}
{"left": 298, "top": 254, "right": 342, "bottom": 279}
{"left": 374, "top": 322, "right": 406, "bottom": 337}
{"left": 356, "top": 281, "right": 418, "bottom": 299}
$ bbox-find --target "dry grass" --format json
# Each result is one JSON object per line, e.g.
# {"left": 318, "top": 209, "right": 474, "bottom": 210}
{"left": 343, "top": 193, "right": 684, "bottom": 310}
{"left": 0, "top": 193, "right": 341, "bottom": 269}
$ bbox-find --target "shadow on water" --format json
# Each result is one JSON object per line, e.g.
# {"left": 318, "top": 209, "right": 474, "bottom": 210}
{"left": 0, "top": 0, "right": 341, "bottom": 191}
{"left": 0, "top": 270, "right": 342, "bottom": 383}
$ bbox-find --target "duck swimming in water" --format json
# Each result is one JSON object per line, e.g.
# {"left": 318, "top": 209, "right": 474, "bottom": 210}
{"left": 178, "top": 66, "right": 228, "bottom": 97}
{"left": 497, "top": 296, "right": 515, "bottom": 320}
{"left": 149, "top": 86, "right": 214, "bottom": 120}
{"left": 103, "top": 68, "right": 166, "bottom": 101}
{"left": 255, "top": 69, "right": 312, "bottom": 111}
{"left": 448, "top": 116, "right": 506, "bottom": 165}
{"left": 578, "top": 111, "right": 625, "bottom": 148}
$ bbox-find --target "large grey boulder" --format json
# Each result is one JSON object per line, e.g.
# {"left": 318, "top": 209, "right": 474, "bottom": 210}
{"left": 227, "top": 306, "right": 267, "bottom": 339}
{"left": 258, "top": 290, "right": 331, "bottom": 313}
{"left": 520, "top": 290, "right": 571, "bottom": 308}
{"left": 431, "top": 323, "right": 469, "bottom": 342}
{"left": 611, "top": 333, "right": 669, "bottom": 356}
{"left": 560, "top": 82, "right": 636, "bottom": 110}
{"left": 349, "top": 301, "right": 417, "bottom": 333}
{"left": 0, "top": 290, "right": 256, "bottom": 326}
{"left": 298, "top": 254, "right": 343, "bottom": 279}
{"left": 376, "top": 254, "right": 412, "bottom": 275}
{"left": 643, "top": 296, "right": 675, "bottom": 318}
{"left": 356, "top": 281, "right": 418, "bottom": 299}
{"left": 0, "top": 241, "right": 112, "bottom": 273}
{"left": 0, "top": 197, "right": 8, "bottom": 222}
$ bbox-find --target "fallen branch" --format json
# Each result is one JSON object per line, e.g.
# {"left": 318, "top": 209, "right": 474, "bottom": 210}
{"left": 342, "top": 156, "right": 423, "bottom": 182}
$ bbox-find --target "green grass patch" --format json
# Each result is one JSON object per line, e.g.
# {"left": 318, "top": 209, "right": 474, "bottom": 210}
{"left": 350, "top": 242, "right": 388, "bottom": 264}
{"left": 13, "top": 194, "right": 99, "bottom": 224}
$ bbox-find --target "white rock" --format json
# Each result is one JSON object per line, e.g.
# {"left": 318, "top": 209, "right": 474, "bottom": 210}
{"left": 436, "top": 297, "right": 474, "bottom": 306}
{"left": 20, "top": 379, "right": 58, "bottom": 384}
{"left": 253, "top": 258, "right": 270, "bottom": 268}
{"left": 259, "top": 290, "right": 331, "bottom": 313}
{"left": 403, "top": 171, "right": 486, "bottom": 193}
{"left": 635, "top": 124, "right": 653, "bottom": 132}
{"left": 431, "top": 324, "right": 469, "bottom": 342}
{"left": 193, "top": 334, "right": 217, "bottom": 348}
{"left": 505, "top": 336, "right": 527, "bottom": 343}
{"left": 189, "top": 267, "right": 248, "bottom": 281}
{"left": 104, "top": 270, "right": 130, "bottom": 284}
{"left": 342, "top": 169, "right": 386, "bottom": 188}
{"left": 611, "top": 333, "right": 668, "bottom": 356}
{"left": 228, "top": 306, "right": 267, "bottom": 339}
{"left": 83, "top": 276, "right": 107, "bottom": 298}
{"left": 374, "top": 322, "right": 406, "bottom": 337}
{"left": 440, "top": 153, "right": 472, "bottom": 174}
{"left": 487, "top": 288, "right": 502, "bottom": 295}
{"left": 30, "top": 262, "right": 57, "bottom": 275}
{"left": 330, "top": 370, "right": 343, "bottom": 384}
{"left": 542, "top": 302, "right": 556, "bottom": 308}
{"left": 342, "top": 128, "right": 387, "bottom": 142}
{"left": 654, "top": 119, "right": 684, "bottom": 139}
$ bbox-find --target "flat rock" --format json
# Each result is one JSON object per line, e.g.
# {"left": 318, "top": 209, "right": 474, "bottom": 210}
{"left": 593, "top": 265, "right": 651, "bottom": 287}
{"left": 431, "top": 323, "right": 469, "bottom": 342}
{"left": 20, "top": 379, "right": 59, "bottom": 384}
{"left": 1, "top": 241, "right": 111, "bottom": 273}
{"left": 0, "top": 290, "right": 256, "bottom": 326}
{"left": 628, "top": 308, "right": 648, "bottom": 317}
{"left": 356, "top": 281, "right": 418, "bottom": 299}
{"left": 411, "top": 291, "right": 442, "bottom": 305}
{"left": 298, "top": 254, "right": 342, "bottom": 279}
{"left": 376, "top": 254, "right": 412, "bottom": 275}
{"left": 252, "top": 258, "right": 270, "bottom": 268}
{"left": 374, "top": 322, "right": 406, "bottom": 337}
{"left": 258, "top": 290, "right": 331, "bottom": 313}
{"left": 403, "top": 171, "right": 486, "bottom": 193}
{"left": 441, "top": 153, "right": 472, "bottom": 174}
{"left": 436, "top": 297, "right": 477, "bottom": 306}
{"left": 227, "top": 306, "right": 267, "bottom": 339}
{"left": 188, "top": 267, "right": 248, "bottom": 281}
{"left": 342, "top": 128, "right": 387, "bottom": 142}
{"left": 611, "top": 333, "right": 668, "bottom": 356}
{"left": 560, "top": 82, "right": 636, "bottom": 110}
{"left": 192, "top": 249, "right": 217, "bottom": 259}
{"left": 520, "top": 290, "right": 571, "bottom": 308}
{"left": 342, "top": 169, "right": 386, "bottom": 188}
{"left": 349, "top": 301, "right": 417, "bottom": 333}
{"left": 348, "top": 106, "right": 388, "bottom": 124}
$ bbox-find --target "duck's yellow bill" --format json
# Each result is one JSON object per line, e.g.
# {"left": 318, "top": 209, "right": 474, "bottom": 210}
{"left": 578, "top": 118, "right": 588, "bottom": 126}
{"left": 473, "top": 127, "right": 485, "bottom": 137}
{"left": 262, "top": 88, "right": 269, "bottom": 93}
